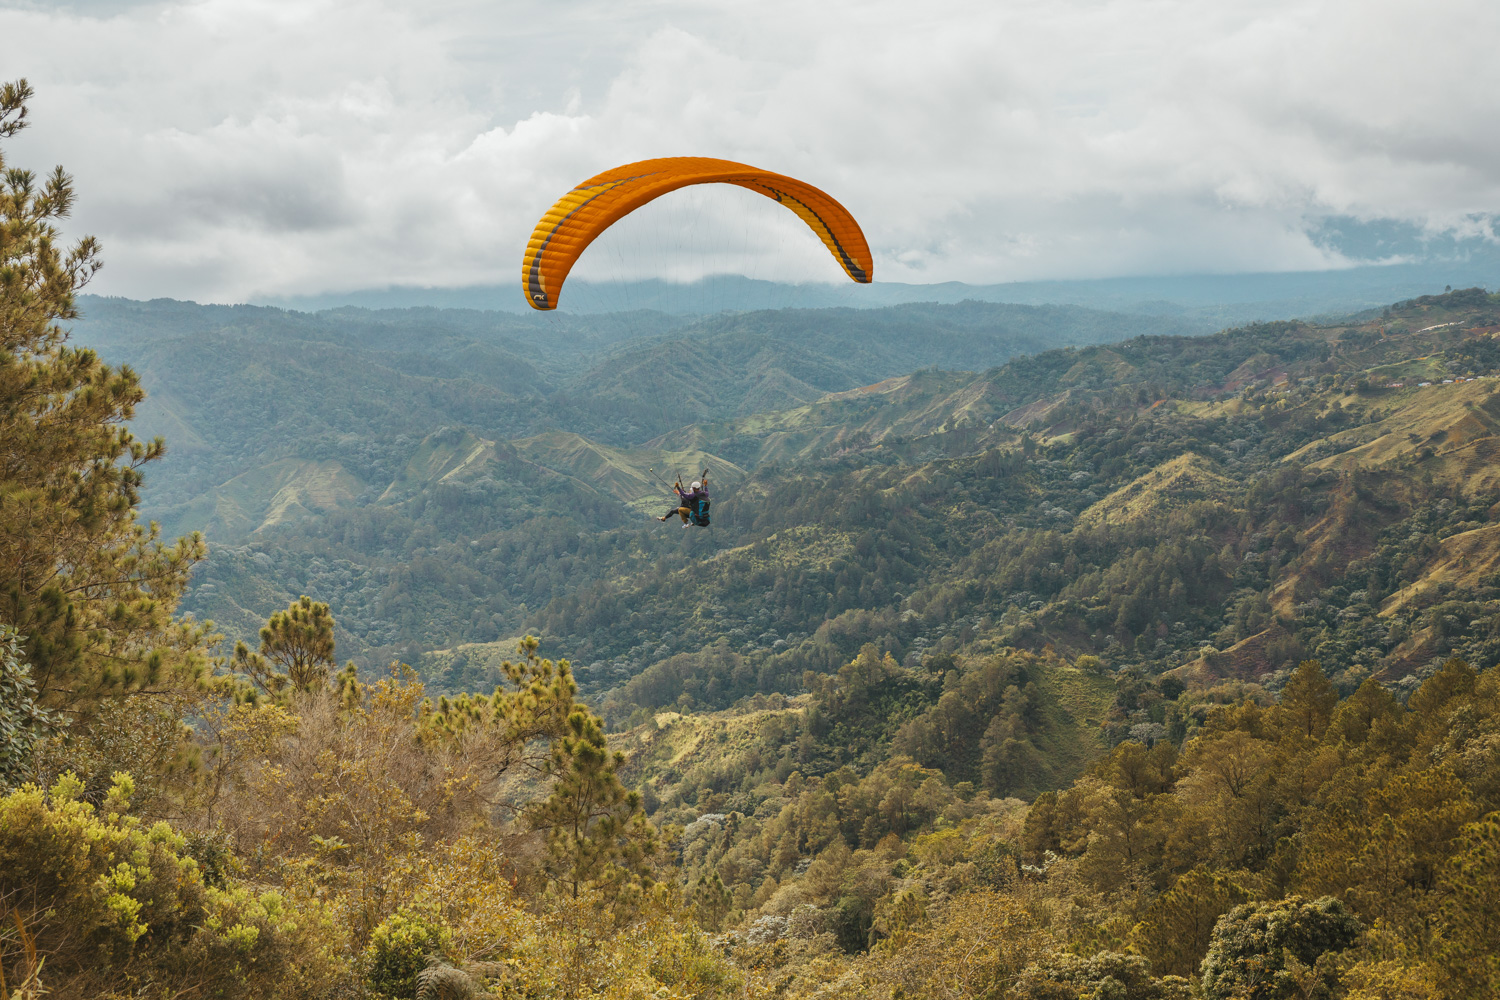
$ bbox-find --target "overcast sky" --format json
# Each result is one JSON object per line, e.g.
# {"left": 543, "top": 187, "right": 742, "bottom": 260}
{"left": 2, "top": 0, "right": 1497, "bottom": 303}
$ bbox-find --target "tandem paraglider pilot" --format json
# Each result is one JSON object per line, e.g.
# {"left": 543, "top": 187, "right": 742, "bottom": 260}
{"left": 659, "top": 472, "right": 710, "bottom": 527}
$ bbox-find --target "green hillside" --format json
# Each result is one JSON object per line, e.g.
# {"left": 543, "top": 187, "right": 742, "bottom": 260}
{"left": 109, "top": 287, "right": 1500, "bottom": 709}
{"left": 525, "top": 288, "right": 1500, "bottom": 725}
{"left": 64, "top": 296, "right": 1200, "bottom": 662}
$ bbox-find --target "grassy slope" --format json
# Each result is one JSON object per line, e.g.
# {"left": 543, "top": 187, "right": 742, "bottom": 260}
{"left": 1077, "top": 452, "right": 1237, "bottom": 527}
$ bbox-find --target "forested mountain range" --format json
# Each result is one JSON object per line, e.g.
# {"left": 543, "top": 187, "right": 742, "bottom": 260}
{"left": 561, "top": 287, "right": 1500, "bottom": 997}
{"left": 536, "top": 288, "right": 1500, "bottom": 723}
{"left": 72, "top": 294, "right": 1201, "bottom": 665}
{"left": 22, "top": 278, "right": 1500, "bottom": 999}
{"left": 262, "top": 250, "right": 1500, "bottom": 328}
{"left": 81, "top": 287, "right": 1500, "bottom": 728}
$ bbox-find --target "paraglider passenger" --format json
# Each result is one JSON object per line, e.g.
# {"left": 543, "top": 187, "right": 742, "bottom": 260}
{"left": 659, "top": 474, "right": 708, "bottom": 525}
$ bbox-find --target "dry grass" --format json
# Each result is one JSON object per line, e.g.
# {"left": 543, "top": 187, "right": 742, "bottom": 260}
{"left": 1284, "top": 381, "right": 1500, "bottom": 495}
{"left": 1077, "top": 453, "right": 1235, "bottom": 528}
{"left": 1381, "top": 523, "right": 1500, "bottom": 614}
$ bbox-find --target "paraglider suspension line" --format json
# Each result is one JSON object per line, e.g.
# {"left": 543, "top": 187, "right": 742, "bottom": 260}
{"left": 646, "top": 466, "right": 678, "bottom": 503}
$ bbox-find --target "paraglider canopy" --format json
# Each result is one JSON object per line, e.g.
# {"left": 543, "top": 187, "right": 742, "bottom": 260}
{"left": 521, "top": 156, "right": 872, "bottom": 311}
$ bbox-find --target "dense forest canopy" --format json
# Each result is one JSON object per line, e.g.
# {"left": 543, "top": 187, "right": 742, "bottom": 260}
{"left": 4, "top": 81, "right": 1500, "bottom": 998}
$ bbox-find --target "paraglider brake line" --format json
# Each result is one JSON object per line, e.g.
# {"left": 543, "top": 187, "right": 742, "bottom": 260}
{"left": 646, "top": 466, "right": 676, "bottom": 498}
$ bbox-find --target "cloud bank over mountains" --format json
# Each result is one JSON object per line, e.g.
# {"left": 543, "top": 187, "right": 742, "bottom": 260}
{"left": 3, "top": 0, "right": 1498, "bottom": 303}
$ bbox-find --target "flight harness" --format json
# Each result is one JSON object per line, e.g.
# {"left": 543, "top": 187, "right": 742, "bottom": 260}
{"left": 689, "top": 495, "right": 711, "bottom": 527}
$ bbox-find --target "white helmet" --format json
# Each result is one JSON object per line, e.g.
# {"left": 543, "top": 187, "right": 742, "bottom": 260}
{"left": 691, "top": 481, "right": 702, "bottom": 490}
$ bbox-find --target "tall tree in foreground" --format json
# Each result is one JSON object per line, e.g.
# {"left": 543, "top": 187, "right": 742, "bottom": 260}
{"left": 529, "top": 706, "right": 658, "bottom": 899}
{"left": 0, "top": 79, "right": 207, "bottom": 722}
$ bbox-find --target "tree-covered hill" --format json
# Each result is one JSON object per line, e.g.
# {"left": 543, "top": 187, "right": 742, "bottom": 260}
{"left": 38, "top": 286, "right": 1500, "bottom": 995}
{"left": 76, "top": 293, "right": 1193, "bottom": 452}
{"left": 108, "top": 284, "right": 1500, "bottom": 736}
{"left": 64, "top": 294, "right": 1203, "bottom": 661}
{"left": 66, "top": 283, "right": 1500, "bottom": 753}
{"left": 525, "top": 289, "right": 1500, "bottom": 724}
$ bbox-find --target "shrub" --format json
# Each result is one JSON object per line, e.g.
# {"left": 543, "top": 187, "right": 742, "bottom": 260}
{"left": 0, "top": 627, "right": 58, "bottom": 789}
{"left": 0, "top": 774, "right": 343, "bottom": 997}
{"left": 365, "top": 904, "right": 454, "bottom": 999}
{"left": 1014, "top": 951, "right": 1194, "bottom": 999}
{"left": 1200, "top": 896, "right": 1362, "bottom": 1000}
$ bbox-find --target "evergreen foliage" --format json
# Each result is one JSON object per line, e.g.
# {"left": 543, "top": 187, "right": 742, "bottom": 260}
{"left": 232, "top": 594, "right": 338, "bottom": 695}
{"left": 528, "top": 706, "right": 658, "bottom": 899}
{"left": 0, "top": 79, "right": 207, "bottom": 720}
{"left": 1436, "top": 813, "right": 1500, "bottom": 996}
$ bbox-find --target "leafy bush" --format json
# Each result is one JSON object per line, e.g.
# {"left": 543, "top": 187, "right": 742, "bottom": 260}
{"left": 1013, "top": 951, "right": 1194, "bottom": 999}
{"left": 0, "top": 773, "right": 343, "bottom": 997}
{"left": 1200, "top": 896, "right": 1362, "bottom": 1000}
{"left": 365, "top": 905, "right": 454, "bottom": 999}
{"left": 0, "top": 627, "right": 57, "bottom": 789}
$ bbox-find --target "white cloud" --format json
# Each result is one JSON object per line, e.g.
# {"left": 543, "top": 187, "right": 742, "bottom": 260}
{"left": 1, "top": 0, "right": 1496, "bottom": 302}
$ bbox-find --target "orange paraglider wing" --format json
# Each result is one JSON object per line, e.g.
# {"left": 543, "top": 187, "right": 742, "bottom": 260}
{"left": 521, "top": 157, "right": 872, "bottom": 310}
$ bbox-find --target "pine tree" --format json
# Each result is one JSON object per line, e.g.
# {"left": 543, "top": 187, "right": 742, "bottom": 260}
{"left": 692, "top": 872, "right": 733, "bottom": 930}
{"left": 528, "top": 707, "right": 656, "bottom": 899}
{"left": 233, "top": 595, "right": 337, "bottom": 695}
{"left": 0, "top": 79, "right": 207, "bottom": 717}
{"left": 1436, "top": 813, "right": 1500, "bottom": 997}
{"left": 1274, "top": 660, "right": 1338, "bottom": 741}
{"left": 1132, "top": 866, "right": 1251, "bottom": 979}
